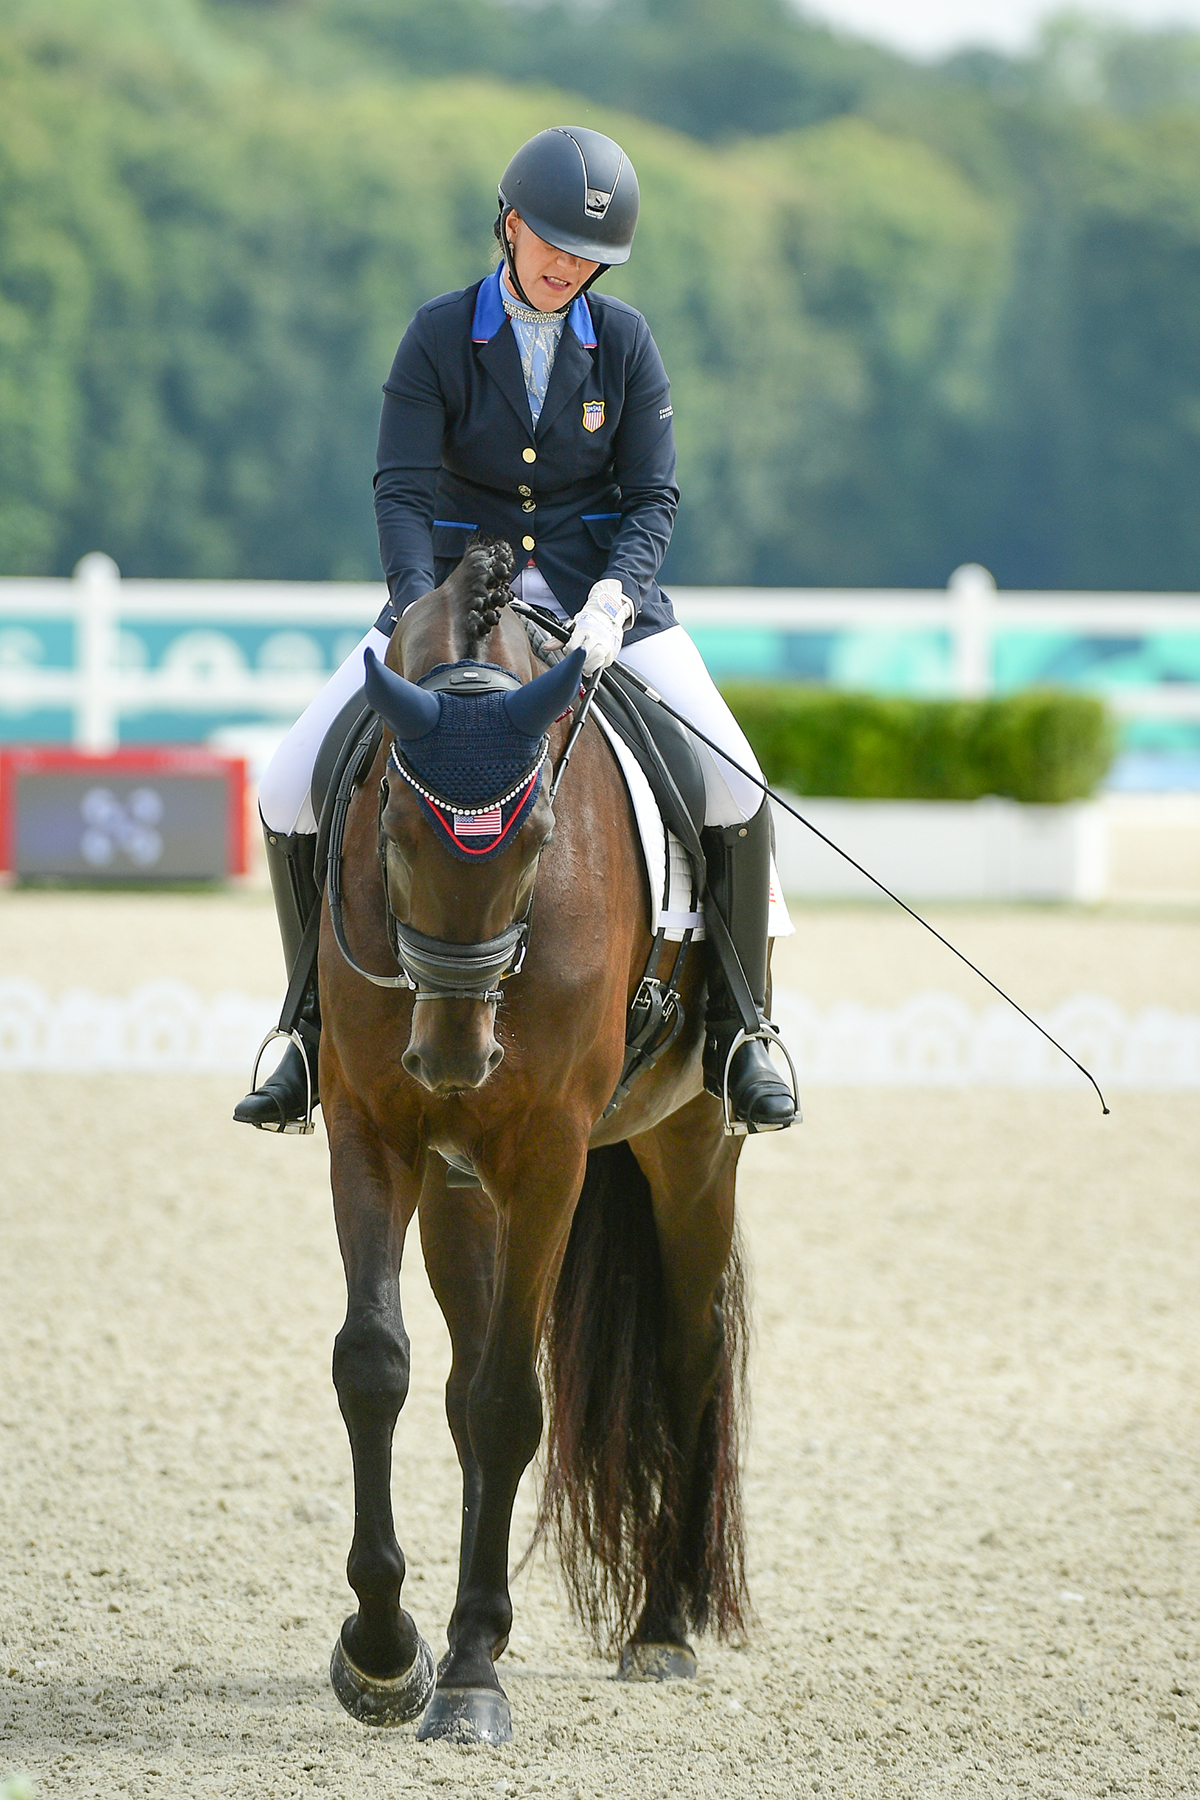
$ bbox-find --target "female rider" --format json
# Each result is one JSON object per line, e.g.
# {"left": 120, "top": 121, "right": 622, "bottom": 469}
{"left": 235, "top": 126, "right": 795, "bottom": 1134}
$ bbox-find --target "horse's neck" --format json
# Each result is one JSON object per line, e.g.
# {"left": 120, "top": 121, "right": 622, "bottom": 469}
{"left": 396, "top": 602, "right": 534, "bottom": 681}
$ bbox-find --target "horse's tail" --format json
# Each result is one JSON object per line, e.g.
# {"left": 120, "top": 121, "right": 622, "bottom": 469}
{"left": 534, "top": 1142, "right": 750, "bottom": 1649}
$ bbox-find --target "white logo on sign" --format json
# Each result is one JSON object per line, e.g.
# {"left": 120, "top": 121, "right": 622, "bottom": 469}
{"left": 80, "top": 787, "right": 165, "bottom": 869}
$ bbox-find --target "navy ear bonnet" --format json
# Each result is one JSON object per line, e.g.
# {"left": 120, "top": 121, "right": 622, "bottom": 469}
{"left": 364, "top": 649, "right": 584, "bottom": 862}
{"left": 393, "top": 677, "right": 548, "bottom": 863}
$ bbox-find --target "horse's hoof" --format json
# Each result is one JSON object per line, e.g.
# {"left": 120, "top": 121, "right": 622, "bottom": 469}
{"left": 416, "top": 1685, "right": 513, "bottom": 1745}
{"left": 616, "top": 1640, "right": 698, "bottom": 1682}
{"left": 329, "top": 1624, "right": 436, "bottom": 1726}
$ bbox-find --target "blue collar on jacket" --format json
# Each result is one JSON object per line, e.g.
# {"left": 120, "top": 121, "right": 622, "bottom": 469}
{"left": 471, "top": 265, "right": 597, "bottom": 349}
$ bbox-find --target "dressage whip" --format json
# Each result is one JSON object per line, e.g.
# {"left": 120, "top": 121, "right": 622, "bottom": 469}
{"left": 511, "top": 598, "right": 1111, "bottom": 1115}
{"left": 549, "top": 666, "right": 604, "bottom": 801}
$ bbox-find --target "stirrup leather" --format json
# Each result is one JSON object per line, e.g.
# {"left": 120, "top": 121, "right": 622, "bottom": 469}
{"left": 247, "top": 1026, "right": 316, "bottom": 1135}
{"left": 715, "top": 1019, "right": 800, "bottom": 1138}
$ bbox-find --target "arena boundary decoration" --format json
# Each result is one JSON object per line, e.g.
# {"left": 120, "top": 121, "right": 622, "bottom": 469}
{"left": 0, "top": 978, "right": 1193, "bottom": 1089}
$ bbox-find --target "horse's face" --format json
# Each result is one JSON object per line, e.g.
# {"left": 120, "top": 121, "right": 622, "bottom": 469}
{"left": 380, "top": 775, "right": 554, "bottom": 1095}
{"left": 363, "top": 639, "right": 585, "bottom": 1098}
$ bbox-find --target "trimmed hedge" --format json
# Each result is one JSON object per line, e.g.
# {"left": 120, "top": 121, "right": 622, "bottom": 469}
{"left": 720, "top": 686, "right": 1116, "bottom": 803}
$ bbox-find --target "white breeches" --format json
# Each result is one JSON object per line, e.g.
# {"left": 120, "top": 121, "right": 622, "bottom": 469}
{"left": 258, "top": 625, "right": 393, "bottom": 834}
{"left": 257, "top": 591, "right": 764, "bottom": 836}
{"left": 616, "top": 627, "right": 763, "bottom": 825}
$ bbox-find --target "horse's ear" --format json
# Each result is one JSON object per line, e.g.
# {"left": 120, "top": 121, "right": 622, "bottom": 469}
{"left": 363, "top": 646, "right": 441, "bottom": 740}
{"left": 504, "top": 647, "right": 586, "bottom": 738}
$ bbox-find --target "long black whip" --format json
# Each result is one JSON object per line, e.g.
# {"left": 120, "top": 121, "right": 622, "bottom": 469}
{"left": 512, "top": 599, "right": 1110, "bottom": 1115}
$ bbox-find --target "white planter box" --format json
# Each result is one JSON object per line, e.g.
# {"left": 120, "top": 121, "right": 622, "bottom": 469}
{"left": 770, "top": 794, "right": 1108, "bottom": 903}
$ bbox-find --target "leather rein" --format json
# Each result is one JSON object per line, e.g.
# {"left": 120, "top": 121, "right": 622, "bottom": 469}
{"left": 326, "top": 657, "right": 592, "bottom": 1006}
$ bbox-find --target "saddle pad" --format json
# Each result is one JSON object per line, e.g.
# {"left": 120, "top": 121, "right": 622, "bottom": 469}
{"left": 594, "top": 712, "right": 794, "bottom": 942}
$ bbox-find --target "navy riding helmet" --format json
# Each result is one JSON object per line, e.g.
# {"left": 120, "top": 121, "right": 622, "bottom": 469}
{"left": 496, "top": 127, "right": 640, "bottom": 308}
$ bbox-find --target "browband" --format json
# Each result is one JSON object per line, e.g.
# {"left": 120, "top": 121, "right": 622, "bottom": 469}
{"left": 387, "top": 739, "right": 549, "bottom": 817}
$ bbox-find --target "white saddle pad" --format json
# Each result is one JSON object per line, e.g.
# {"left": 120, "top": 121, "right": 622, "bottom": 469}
{"left": 595, "top": 712, "right": 794, "bottom": 943}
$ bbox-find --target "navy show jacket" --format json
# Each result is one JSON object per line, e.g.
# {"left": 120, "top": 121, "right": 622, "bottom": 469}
{"left": 373, "top": 268, "right": 679, "bottom": 644}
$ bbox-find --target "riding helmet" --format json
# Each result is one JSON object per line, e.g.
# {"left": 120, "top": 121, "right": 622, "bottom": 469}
{"left": 497, "top": 127, "right": 640, "bottom": 266}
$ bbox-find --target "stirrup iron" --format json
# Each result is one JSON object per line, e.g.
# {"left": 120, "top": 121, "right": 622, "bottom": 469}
{"left": 718, "top": 1019, "right": 800, "bottom": 1138}
{"left": 247, "top": 1026, "right": 316, "bottom": 1135}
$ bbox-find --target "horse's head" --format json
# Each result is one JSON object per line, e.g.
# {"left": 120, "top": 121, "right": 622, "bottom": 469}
{"left": 364, "top": 632, "right": 585, "bottom": 1096}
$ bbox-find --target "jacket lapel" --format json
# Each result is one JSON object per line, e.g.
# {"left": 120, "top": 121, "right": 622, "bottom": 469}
{"left": 536, "top": 327, "right": 594, "bottom": 439}
{"left": 476, "top": 324, "right": 534, "bottom": 438}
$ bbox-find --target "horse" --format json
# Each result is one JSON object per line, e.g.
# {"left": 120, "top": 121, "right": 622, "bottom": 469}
{"left": 319, "top": 539, "right": 752, "bottom": 1745}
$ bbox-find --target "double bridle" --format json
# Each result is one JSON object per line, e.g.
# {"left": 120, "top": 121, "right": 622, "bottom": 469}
{"left": 328, "top": 658, "right": 587, "bottom": 1006}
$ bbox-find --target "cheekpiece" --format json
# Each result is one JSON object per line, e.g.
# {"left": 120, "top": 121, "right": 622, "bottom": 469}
{"left": 388, "top": 663, "right": 549, "bottom": 862}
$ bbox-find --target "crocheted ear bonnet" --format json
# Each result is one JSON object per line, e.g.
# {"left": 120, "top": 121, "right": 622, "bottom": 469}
{"left": 387, "top": 665, "right": 551, "bottom": 862}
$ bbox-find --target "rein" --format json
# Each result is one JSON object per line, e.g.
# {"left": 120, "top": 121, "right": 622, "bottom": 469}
{"left": 327, "top": 656, "right": 596, "bottom": 1006}
{"left": 511, "top": 599, "right": 1111, "bottom": 1116}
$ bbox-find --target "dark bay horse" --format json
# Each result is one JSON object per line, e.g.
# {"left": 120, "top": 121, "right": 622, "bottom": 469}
{"left": 320, "top": 542, "right": 751, "bottom": 1744}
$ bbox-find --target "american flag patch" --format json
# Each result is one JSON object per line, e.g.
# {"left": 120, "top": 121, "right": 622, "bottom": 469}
{"left": 453, "top": 806, "right": 503, "bottom": 839}
{"left": 582, "top": 399, "right": 605, "bottom": 432}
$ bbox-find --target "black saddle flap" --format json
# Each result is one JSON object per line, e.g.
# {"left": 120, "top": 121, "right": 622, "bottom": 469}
{"left": 596, "top": 667, "right": 707, "bottom": 843}
{"left": 312, "top": 688, "right": 373, "bottom": 827}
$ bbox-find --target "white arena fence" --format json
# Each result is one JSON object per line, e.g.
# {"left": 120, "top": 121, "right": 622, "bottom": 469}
{"left": 0, "top": 556, "right": 1198, "bottom": 755}
{"left": 0, "top": 977, "right": 1195, "bottom": 1090}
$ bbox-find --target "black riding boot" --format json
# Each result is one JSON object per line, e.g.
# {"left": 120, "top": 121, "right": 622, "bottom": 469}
{"left": 233, "top": 823, "right": 321, "bottom": 1132}
{"left": 702, "top": 798, "right": 798, "bottom": 1133}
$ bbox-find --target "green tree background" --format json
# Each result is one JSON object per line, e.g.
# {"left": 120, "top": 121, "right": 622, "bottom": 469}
{"left": 3, "top": 0, "right": 1200, "bottom": 590}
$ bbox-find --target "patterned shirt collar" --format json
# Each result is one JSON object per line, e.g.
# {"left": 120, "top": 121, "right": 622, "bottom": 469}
{"left": 471, "top": 265, "right": 597, "bottom": 349}
{"left": 502, "top": 289, "right": 565, "bottom": 425}
{"left": 500, "top": 285, "right": 567, "bottom": 326}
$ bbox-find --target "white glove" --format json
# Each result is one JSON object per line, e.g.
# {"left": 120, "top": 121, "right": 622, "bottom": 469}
{"left": 565, "top": 579, "right": 635, "bottom": 676}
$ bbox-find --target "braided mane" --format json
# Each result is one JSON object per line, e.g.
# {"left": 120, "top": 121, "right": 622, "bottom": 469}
{"left": 461, "top": 535, "right": 515, "bottom": 654}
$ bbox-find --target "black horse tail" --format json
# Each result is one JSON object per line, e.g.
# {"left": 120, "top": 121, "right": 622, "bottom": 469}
{"left": 533, "top": 1142, "right": 750, "bottom": 1649}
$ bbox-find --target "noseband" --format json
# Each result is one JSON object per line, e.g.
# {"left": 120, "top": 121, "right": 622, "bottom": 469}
{"left": 387, "top": 917, "right": 530, "bottom": 1005}
{"left": 327, "top": 661, "right": 559, "bottom": 1006}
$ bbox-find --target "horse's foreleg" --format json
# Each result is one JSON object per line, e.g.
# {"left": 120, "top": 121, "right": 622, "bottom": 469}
{"left": 419, "top": 1145, "right": 584, "bottom": 1745}
{"left": 418, "top": 1182, "right": 497, "bottom": 1646}
{"left": 327, "top": 1113, "right": 435, "bottom": 1726}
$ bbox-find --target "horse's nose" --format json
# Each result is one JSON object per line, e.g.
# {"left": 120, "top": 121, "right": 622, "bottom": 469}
{"left": 401, "top": 1039, "right": 504, "bottom": 1093}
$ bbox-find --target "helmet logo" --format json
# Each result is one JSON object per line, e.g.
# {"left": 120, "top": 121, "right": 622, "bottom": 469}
{"left": 585, "top": 187, "right": 613, "bottom": 217}
{"left": 582, "top": 400, "right": 605, "bottom": 432}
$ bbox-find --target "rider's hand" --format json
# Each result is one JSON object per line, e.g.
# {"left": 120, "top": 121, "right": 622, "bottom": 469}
{"left": 564, "top": 579, "right": 635, "bottom": 676}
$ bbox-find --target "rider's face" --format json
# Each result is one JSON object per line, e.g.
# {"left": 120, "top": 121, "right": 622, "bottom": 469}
{"left": 504, "top": 213, "right": 599, "bottom": 310}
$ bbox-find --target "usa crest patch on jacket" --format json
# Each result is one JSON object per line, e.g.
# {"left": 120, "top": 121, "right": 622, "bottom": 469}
{"left": 582, "top": 399, "right": 605, "bottom": 432}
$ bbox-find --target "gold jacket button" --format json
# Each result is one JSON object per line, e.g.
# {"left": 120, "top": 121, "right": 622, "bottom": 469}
{"left": 522, "top": 500, "right": 535, "bottom": 513}
{"left": 522, "top": 535, "right": 535, "bottom": 551}
{"left": 522, "top": 447, "right": 536, "bottom": 463}
{"left": 517, "top": 484, "right": 531, "bottom": 497}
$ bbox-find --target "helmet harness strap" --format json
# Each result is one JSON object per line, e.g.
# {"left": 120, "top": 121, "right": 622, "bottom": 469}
{"left": 498, "top": 206, "right": 543, "bottom": 312}
{"left": 497, "top": 205, "right": 610, "bottom": 311}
